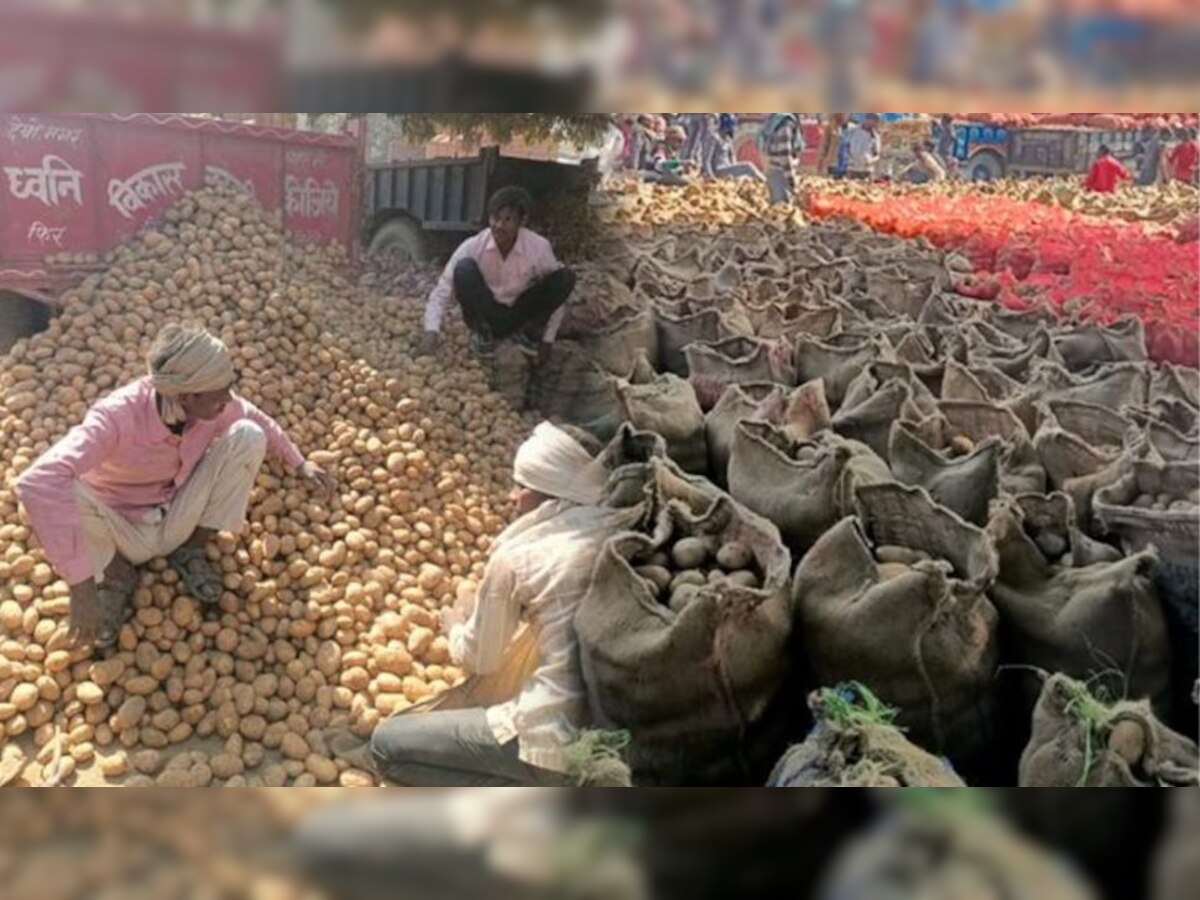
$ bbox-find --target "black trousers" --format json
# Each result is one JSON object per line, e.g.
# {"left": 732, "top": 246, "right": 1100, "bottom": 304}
{"left": 453, "top": 258, "right": 576, "bottom": 341}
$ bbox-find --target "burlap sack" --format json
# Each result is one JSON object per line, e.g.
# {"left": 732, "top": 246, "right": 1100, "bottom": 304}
{"left": 530, "top": 341, "right": 623, "bottom": 434}
{"left": 654, "top": 304, "right": 729, "bottom": 377}
{"left": 685, "top": 335, "right": 794, "bottom": 411}
{"left": 938, "top": 400, "right": 1048, "bottom": 496}
{"left": 1032, "top": 361, "right": 1151, "bottom": 411}
{"left": 792, "top": 483, "right": 1000, "bottom": 770}
{"left": 576, "top": 461, "right": 795, "bottom": 785}
{"left": 1095, "top": 461, "right": 1200, "bottom": 732}
{"left": 614, "top": 372, "right": 708, "bottom": 475}
{"left": 888, "top": 419, "right": 1000, "bottom": 525}
{"left": 576, "top": 308, "right": 659, "bottom": 377}
{"left": 728, "top": 420, "right": 891, "bottom": 554}
{"left": 794, "top": 333, "right": 887, "bottom": 412}
{"left": 766, "top": 684, "right": 965, "bottom": 788}
{"left": 987, "top": 493, "right": 1169, "bottom": 722}
{"left": 817, "top": 801, "right": 1099, "bottom": 900}
{"left": 1019, "top": 673, "right": 1199, "bottom": 787}
{"left": 1033, "top": 400, "right": 1143, "bottom": 530}
{"left": 837, "top": 362, "right": 938, "bottom": 462}
{"left": 704, "top": 382, "right": 787, "bottom": 488}
{"left": 1053, "top": 317, "right": 1148, "bottom": 372}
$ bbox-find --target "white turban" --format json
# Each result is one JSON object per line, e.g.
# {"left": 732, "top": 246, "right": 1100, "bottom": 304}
{"left": 148, "top": 326, "right": 236, "bottom": 426}
{"left": 513, "top": 422, "right": 608, "bottom": 507}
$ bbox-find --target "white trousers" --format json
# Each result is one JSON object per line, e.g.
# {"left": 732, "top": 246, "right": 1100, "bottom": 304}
{"left": 76, "top": 421, "right": 266, "bottom": 583}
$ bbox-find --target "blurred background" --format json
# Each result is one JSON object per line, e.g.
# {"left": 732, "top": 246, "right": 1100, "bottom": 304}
{"left": 0, "top": 0, "right": 1197, "bottom": 112}
{"left": 0, "top": 789, "right": 1194, "bottom": 900}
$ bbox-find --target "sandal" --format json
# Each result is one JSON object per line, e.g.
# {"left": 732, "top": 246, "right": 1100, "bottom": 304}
{"left": 169, "top": 544, "right": 223, "bottom": 606}
{"left": 95, "top": 579, "right": 134, "bottom": 650}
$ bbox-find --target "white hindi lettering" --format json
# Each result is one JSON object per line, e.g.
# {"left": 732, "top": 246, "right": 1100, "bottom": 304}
{"left": 3, "top": 154, "right": 84, "bottom": 207}
{"left": 284, "top": 175, "right": 339, "bottom": 218}
{"left": 203, "top": 165, "right": 256, "bottom": 197}
{"left": 285, "top": 149, "right": 327, "bottom": 168}
{"left": 107, "top": 163, "right": 187, "bottom": 220}
{"left": 27, "top": 221, "right": 67, "bottom": 247}
{"left": 4, "top": 116, "right": 83, "bottom": 144}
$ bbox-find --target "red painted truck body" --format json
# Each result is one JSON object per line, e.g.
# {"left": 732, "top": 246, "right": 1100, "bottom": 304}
{"left": 0, "top": 113, "right": 361, "bottom": 301}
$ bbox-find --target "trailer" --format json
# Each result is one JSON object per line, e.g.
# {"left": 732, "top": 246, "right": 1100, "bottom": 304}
{"left": 0, "top": 113, "right": 361, "bottom": 353}
{"left": 363, "top": 146, "right": 598, "bottom": 262}
{"left": 950, "top": 122, "right": 1142, "bottom": 181}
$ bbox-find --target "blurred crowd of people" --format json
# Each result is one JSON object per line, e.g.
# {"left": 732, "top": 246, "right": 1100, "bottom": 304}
{"left": 603, "top": 112, "right": 1200, "bottom": 199}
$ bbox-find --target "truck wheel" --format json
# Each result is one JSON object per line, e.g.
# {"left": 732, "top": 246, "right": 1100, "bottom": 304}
{"left": 368, "top": 218, "right": 428, "bottom": 262}
{"left": 967, "top": 151, "right": 1005, "bottom": 182}
{"left": 0, "top": 292, "right": 52, "bottom": 356}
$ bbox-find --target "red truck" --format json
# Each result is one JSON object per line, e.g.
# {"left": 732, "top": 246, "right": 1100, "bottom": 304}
{"left": 1, "top": 113, "right": 362, "bottom": 352}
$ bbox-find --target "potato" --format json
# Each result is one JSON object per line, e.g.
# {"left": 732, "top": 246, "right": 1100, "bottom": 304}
{"left": 1108, "top": 718, "right": 1146, "bottom": 766}
{"left": 635, "top": 565, "right": 673, "bottom": 595}
{"left": 725, "top": 570, "right": 760, "bottom": 589}
{"left": 1032, "top": 530, "right": 1068, "bottom": 560}
{"left": 0, "top": 186, "right": 537, "bottom": 778}
{"left": 949, "top": 435, "right": 975, "bottom": 456}
{"left": 1133, "top": 493, "right": 1155, "bottom": 509}
{"left": 715, "top": 542, "right": 753, "bottom": 571}
{"left": 668, "top": 584, "right": 701, "bottom": 613}
{"left": 669, "top": 570, "right": 706, "bottom": 593}
{"left": 670, "top": 537, "right": 711, "bottom": 570}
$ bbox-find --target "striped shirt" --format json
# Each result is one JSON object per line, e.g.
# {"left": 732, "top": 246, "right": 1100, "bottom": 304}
{"left": 764, "top": 116, "right": 804, "bottom": 174}
{"left": 449, "top": 500, "right": 632, "bottom": 772}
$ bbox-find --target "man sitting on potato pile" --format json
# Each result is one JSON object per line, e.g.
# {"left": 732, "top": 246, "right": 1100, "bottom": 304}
{"left": 16, "top": 323, "right": 333, "bottom": 650}
{"left": 416, "top": 186, "right": 577, "bottom": 363}
{"left": 362, "top": 422, "right": 624, "bottom": 787}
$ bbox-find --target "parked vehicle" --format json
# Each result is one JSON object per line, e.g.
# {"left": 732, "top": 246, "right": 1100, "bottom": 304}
{"left": 0, "top": 112, "right": 361, "bottom": 352}
{"left": 948, "top": 121, "right": 1142, "bottom": 181}
{"left": 364, "top": 146, "right": 597, "bottom": 261}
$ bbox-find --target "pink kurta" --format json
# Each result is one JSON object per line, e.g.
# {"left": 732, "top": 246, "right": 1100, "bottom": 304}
{"left": 15, "top": 376, "right": 304, "bottom": 585}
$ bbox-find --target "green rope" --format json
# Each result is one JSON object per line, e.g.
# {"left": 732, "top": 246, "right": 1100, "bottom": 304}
{"left": 815, "top": 681, "right": 901, "bottom": 729}
{"left": 1060, "top": 676, "right": 1115, "bottom": 787}
{"left": 563, "top": 729, "right": 634, "bottom": 787}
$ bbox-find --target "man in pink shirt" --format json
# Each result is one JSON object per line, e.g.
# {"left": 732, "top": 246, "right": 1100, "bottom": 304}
{"left": 15, "top": 323, "right": 333, "bottom": 650}
{"left": 416, "top": 186, "right": 576, "bottom": 362}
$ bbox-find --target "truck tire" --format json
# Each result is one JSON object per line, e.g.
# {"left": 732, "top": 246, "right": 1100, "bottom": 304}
{"left": 966, "top": 151, "right": 1005, "bottom": 182}
{"left": 368, "top": 217, "right": 428, "bottom": 262}
{"left": 0, "top": 291, "right": 51, "bottom": 356}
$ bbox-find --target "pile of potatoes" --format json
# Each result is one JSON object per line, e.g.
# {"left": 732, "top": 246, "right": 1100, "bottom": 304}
{"left": 1131, "top": 489, "right": 1200, "bottom": 513}
{"left": 0, "top": 187, "right": 531, "bottom": 785}
{"left": 634, "top": 534, "right": 761, "bottom": 613}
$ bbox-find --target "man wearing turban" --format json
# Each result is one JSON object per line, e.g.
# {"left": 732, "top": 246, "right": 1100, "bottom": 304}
{"left": 365, "top": 422, "right": 626, "bottom": 786}
{"left": 16, "top": 323, "right": 333, "bottom": 650}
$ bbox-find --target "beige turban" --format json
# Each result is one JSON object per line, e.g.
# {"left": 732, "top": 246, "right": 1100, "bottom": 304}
{"left": 148, "top": 326, "right": 236, "bottom": 426}
{"left": 513, "top": 422, "right": 608, "bottom": 507}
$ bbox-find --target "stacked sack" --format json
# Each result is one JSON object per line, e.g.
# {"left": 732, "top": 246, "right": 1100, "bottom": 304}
{"left": 542, "top": 212, "right": 1198, "bottom": 786}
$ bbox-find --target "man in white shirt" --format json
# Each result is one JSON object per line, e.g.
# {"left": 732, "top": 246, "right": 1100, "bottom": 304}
{"left": 366, "top": 423, "right": 631, "bottom": 786}
{"left": 844, "top": 113, "right": 882, "bottom": 178}
{"left": 416, "top": 187, "right": 576, "bottom": 360}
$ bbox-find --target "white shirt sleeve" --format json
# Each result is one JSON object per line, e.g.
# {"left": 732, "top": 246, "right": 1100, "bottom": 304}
{"left": 423, "top": 234, "right": 478, "bottom": 333}
{"left": 450, "top": 560, "right": 521, "bottom": 676}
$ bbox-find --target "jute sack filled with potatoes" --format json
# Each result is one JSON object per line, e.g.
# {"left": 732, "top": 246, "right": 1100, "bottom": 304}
{"left": 576, "top": 460, "right": 795, "bottom": 786}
